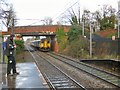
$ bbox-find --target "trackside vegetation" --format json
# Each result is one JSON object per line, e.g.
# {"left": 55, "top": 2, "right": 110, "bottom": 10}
{"left": 14, "top": 40, "right": 24, "bottom": 54}
{"left": 56, "top": 25, "right": 90, "bottom": 59}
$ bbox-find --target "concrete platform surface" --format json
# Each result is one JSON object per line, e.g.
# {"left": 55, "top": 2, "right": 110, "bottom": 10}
{"left": 2, "top": 62, "right": 49, "bottom": 89}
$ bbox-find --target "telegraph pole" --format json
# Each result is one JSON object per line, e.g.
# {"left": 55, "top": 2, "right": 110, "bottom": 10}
{"left": 82, "top": 14, "right": 85, "bottom": 36}
{"left": 118, "top": 0, "right": 120, "bottom": 38}
{"left": 90, "top": 22, "right": 93, "bottom": 58}
{"left": 82, "top": 21, "right": 84, "bottom": 36}
{"left": 118, "top": 1, "right": 120, "bottom": 59}
{"left": 89, "top": 13, "right": 93, "bottom": 58}
{"left": 11, "top": 18, "right": 14, "bottom": 34}
{"left": 0, "top": 20, "right": 2, "bottom": 63}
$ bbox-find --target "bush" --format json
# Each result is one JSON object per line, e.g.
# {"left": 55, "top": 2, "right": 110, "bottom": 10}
{"left": 56, "top": 27, "right": 66, "bottom": 43}
{"left": 15, "top": 40, "right": 24, "bottom": 54}
{"left": 67, "top": 25, "right": 82, "bottom": 42}
{"left": 58, "top": 36, "right": 68, "bottom": 52}
{"left": 62, "top": 36, "right": 89, "bottom": 59}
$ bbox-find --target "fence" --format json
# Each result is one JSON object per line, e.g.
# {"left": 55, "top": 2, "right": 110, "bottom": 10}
{"left": 93, "top": 39, "right": 120, "bottom": 56}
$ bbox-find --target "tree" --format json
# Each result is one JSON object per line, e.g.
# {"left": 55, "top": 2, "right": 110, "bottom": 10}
{"left": 66, "top": 7, "right": 81, "bottom": 25}
{"left": 100, "top": 5, "right": 116, "bottom": 30}
{"left": 81, "top": 5, "right": 116, "bottom": 31}
{"left": 82, "top": 9, "right": 91, "bottom": 29}
{"left": 62, "top": 6, "right": 83, "bottom": 42}
{"left": 0, "top": 0, "right": 17, "bottom": 33}
{"left": 56, "top": 26, "right": 67, "bottom": 51}
{"left": 83, "top": 9, "right": 90, "bottom": 21}
{"left": 56, "top": 27, "right": 65, "bottom": 43}
{"left": 42, "top": 17, "right": 53, "bottom": 25}
{"left": 67, "top": 25, "right": 82, "bottom": 42}
{"left": 90, "top": 11, "right": 102, "bottom": 32}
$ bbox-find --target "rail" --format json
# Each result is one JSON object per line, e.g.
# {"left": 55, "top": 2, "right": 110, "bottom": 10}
{"left": 47, "top": 52, "right": 120, "bottom": 88}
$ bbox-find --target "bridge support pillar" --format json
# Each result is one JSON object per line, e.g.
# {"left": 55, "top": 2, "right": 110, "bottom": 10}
{"left": 53, "top": 37, "right": 59, "bottom": 52}
{"left": 51, "top": 36, "right": 55, "bottom": 51}
{"left": 50, "top": 36, "right": 59, "bottom": 52}
{"left": 35, "top": 36, "right": 40, "bottom": 40}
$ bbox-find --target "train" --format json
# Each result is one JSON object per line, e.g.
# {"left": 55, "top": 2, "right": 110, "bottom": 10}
{"left": 31, "top": 38, "right": 51, "bottom": 51}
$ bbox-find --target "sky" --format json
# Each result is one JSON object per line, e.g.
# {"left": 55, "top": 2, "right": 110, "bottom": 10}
{"left": 1, "top": 0, "right": 119, "bottom": 41}
{"left": 2, "top": 0, "right": 120, "bottom": 27}
{"left": 9, "top": 0, "right": 118, "bottom": 26}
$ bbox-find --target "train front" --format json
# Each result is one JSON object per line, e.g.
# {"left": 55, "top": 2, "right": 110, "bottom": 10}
{"left": 40, "top": 38, "right": 51, "bottom": 51}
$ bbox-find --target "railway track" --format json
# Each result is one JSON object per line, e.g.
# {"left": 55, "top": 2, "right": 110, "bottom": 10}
{"left": 37, "top": 52, "right": 86, "bottom": 89}
{"left": 26, "top": 46, "right": 86, "bottom": 90}
{"left": 47, "top": 52, "right": 120, "bottom": 88}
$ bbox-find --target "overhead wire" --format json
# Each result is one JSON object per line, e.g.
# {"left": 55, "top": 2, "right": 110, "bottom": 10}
{"left": 52, "top": 0, "right": 80, "bottom": 22}
{"left": 51, "top": 1, "right": 72, "bottom": 22}
{"left": 5, "top": 0, "right": 80, "bottom": 26}
{"left": 22, "top": 0, "right": 80, "bottom": 26}
{"left": 24, "top": 1, "right": 73, "bottom": 26}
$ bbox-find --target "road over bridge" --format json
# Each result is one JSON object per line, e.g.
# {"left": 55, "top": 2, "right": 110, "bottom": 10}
{"left": 1, "top": 25, "right": 70, "bottom": 35}
{"left": 1, "top": 25, "right": 70, "bottom": 52}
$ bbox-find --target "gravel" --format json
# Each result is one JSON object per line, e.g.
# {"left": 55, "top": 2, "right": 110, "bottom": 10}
{"left": 19, "top": 51, "right": 118, "bottom": 89}
{"left": 45, "top": 54, "right": 117, "bottom": 89}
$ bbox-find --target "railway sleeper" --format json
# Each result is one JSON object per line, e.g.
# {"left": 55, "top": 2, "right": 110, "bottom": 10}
{"left": 95, "top": 75, "right": 113, "bottom": 80}
{"left": 56, "top": 85, "right": 77, "bottom": 88}
{"left": 53, "top": 82, "right": 76, "bottom": 87}
{"left": 49, "top": 78, "right": 68, "bottom": 81}
{"left": 51, "top": 80, "right": 70, "bottom": 84}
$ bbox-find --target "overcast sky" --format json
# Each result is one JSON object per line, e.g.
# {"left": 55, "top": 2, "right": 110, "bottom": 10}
{"left": 6, "top": 0, "right": 120, "bottom": 26}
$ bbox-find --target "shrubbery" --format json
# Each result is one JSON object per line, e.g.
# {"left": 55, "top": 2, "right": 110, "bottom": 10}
{"left": 56, "top": 27, "right": 68, "bottom": 51}
{"left": 14, "top": 40, "right": 24, "bottom": 54}
{"left": 56, "top": 25, "right": 89, "bottom": 59}
{"left": 61, "top": 36, "right": 89, "bottom": 59}
{"left": 67, "top": 25, "right": 82, "bottom": 42}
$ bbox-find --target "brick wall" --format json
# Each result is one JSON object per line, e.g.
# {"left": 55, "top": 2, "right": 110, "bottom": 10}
{"left": 6, "top": 25, "right": 70, "bottom": 34}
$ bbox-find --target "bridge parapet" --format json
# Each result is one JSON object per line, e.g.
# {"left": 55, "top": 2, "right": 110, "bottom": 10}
{"left": 20, "top": 32, "right": 56, "bottom": 37}
{"left": 7, "top": 25, "right": 70, "bottom": 35}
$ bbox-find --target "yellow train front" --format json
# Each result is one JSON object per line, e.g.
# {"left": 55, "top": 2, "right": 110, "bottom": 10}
{"left": 40, "top": 38, "right": 51, "bottom": 51}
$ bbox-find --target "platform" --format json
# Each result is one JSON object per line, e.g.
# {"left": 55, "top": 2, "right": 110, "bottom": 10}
{"left": 1, "top": 62, "right": 49, "bottom": 89}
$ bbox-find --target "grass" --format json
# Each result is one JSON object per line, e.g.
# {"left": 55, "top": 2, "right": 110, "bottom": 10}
{"left": 0, "top": 55, "right": 8, "bottom": 64}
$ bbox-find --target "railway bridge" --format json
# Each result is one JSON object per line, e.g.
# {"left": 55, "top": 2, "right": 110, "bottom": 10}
{"left": 1, "top": 25, "right": 70, "bottom": 36}
{"left": 1, "top": 25, "right": 70, "bottom": 51}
